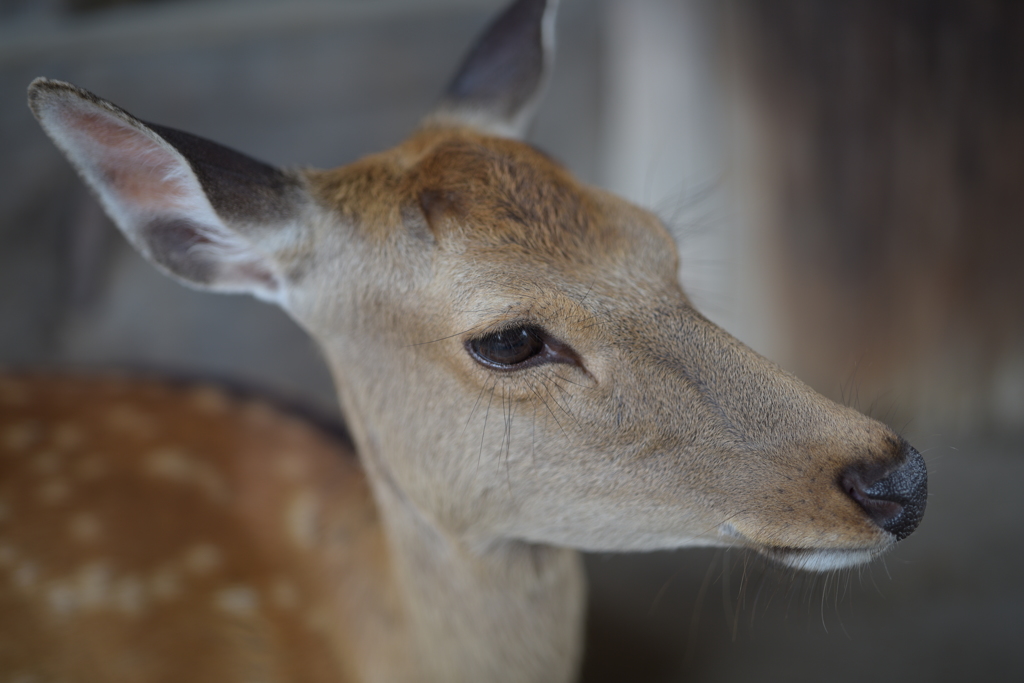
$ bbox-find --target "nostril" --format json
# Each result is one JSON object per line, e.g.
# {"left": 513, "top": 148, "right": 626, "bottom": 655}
{"left": 842, "top": 470, "right": 905, "bottom": 531}
{"left": 842, "top": 444, "right": 928, "bottom": 541}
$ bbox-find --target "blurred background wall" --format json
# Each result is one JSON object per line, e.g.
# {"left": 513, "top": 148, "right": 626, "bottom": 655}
{"left": 732, "top": 0, "right": 1024, "bottom": 435}
{"left": 1, "top": 0, "right": 1021, "bottom": 681}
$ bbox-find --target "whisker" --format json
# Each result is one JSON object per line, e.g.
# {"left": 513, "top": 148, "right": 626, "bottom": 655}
{"left": 530, "top": 386, "right": 571, "bottom": 444}
{"left": 463, "top": 374, "right": 492, "bottom": 437}
{"left": 545, "top": 369, "right": 588, "bottom": 389}
{"left": 531, "top": 401, "right": 538, "bottom": 465}
{"left": 540, "top": 382, "right": 582, "bottom": 431}
{"left": 405, "top": 325, "right": 477, "bottom": 348}
{"left": 477, "top": 378, "right": 498, "bottom": 472}
{"left": 685, "top": 550, "right": 720, "bottom": 667}
{"left": 502, "top": 386, "right": 514, "bottom": 494}
{"left": 647, "top": 565, "right": 684, "bottom": 617}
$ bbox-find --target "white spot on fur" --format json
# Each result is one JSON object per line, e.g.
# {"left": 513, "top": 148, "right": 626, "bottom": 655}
{"left": 214, "top": 585, "right": 258, "bottom": 617}
{"left": 113, "top": 575, "right": 145, "bottom": 615}
{"left": 37, "top": 479, "right": 69, "bottom": 505}
{"left": 183, "top": 543, "right": 222, "bottom": 575}
{"left": 69, "top": 512, "right": 102, "bottom": 543}
{"left": 104, "top": 403, "right": 157, "bottom": 439}
{"left": 189, "top": 385, "right": 230, "bottom": 415}
{"left": 285, "top": 491, "right": 318, "bottom": 549}
{"left": 77, "top": 562, "right": 112, "bottom": 609}
{"left": 40, "top": 562, "right": 117, "bottom": 616}
{"left": 144, "top": 447, "right": 226, "bottom": 501}
{"left": 145, "top": 447, "right": 192, "bottom": 479}
{"left": 48, "top": 581, "right": 76, "bottom": 616}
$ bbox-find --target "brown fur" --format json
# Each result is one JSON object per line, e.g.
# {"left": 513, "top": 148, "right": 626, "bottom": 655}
{"left": 0, "top": 375, "right": 406, "bottom": 683}
{"left": 292, "top": 123, "right": 903, "bottom": 558}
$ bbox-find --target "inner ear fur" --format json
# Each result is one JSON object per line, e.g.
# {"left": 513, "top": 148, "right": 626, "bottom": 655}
{"left": 28, "top": 78, "right": 306, "bottom": 304}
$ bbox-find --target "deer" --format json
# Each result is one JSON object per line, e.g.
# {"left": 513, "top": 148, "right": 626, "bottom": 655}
{"left": 4, "top": 0, "right": 927, "bottom": 681}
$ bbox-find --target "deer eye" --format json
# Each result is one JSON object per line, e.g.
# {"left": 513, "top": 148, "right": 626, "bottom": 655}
{"left": 468, "top": 326, "right": 547, "bottom": 369}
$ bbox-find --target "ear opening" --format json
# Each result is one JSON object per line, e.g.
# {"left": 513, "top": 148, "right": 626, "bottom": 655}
{"left": 28, "top": 78, "right": 304, "bottom": 305}
{"left": 426, "top": 0, "right": 559, "bottom": 139}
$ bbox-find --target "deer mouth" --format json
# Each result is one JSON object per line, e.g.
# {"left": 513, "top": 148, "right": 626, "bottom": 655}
{"left": 757, "top": 546, "right": 880, "bottom": 572}
{"left": 718, "top": 523, "right": 885, "bottom": 572}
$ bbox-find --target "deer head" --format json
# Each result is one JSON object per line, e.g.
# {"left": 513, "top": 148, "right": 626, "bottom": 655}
{"left": 28, "top": 0, "right": 925, "bottom": 579}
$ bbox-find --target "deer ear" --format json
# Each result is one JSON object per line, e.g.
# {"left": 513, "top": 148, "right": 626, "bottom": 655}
{"left": 27, "top": 78, "right": 307, "bottom": 305}
{"left": 427, "top": 0, "right": 558, "bottom": 139}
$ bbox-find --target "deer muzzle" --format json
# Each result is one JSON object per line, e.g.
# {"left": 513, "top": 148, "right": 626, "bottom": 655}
{"left": 841, "top": 443, "right": 928, "bottom": 541}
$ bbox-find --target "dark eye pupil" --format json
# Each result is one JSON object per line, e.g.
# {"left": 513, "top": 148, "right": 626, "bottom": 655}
{"left": 471, "top": 327, "right": 545, "bottom": 367}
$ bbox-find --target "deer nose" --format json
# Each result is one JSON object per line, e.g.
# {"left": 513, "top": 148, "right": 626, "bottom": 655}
{"left": 841, "top": 444, "right": 928, "bottom": 540}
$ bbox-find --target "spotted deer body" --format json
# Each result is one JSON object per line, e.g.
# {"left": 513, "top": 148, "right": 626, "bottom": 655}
{"left": 0, "top": 377, "right": 398, "bottom": 683}
{"left": 9, "top": 0, "right": 927, "bottom": 681}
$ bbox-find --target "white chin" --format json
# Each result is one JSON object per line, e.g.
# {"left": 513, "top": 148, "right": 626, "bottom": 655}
{"left": 766, "top": 547, "right": 879, "bottom": 572}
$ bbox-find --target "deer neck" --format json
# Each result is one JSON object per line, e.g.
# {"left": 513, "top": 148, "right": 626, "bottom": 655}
{"left": 377, "top": 480, "right": 585, "bottom": 683}
{"left": 342, "top": 392, "right": 587, "bottom": 683}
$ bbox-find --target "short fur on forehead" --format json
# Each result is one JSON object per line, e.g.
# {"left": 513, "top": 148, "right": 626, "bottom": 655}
{"left": 308, "top": 126, "right": 676, "bottom": 279}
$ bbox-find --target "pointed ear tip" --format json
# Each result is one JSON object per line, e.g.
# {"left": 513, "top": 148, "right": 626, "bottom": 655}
{"left": 27, "top": 78, "right": 55, "bottom": 113}
{"left": 28, "top": 77, "right": 77, "bottom": 99}
{"left": 28, "top": 76, "right": 57, "bottom": 92}
{"left": 27, "top": 80, "right": 131, "bottom": 134}
{"left": 27, "top": 78, "right": 87, "bottom": 117}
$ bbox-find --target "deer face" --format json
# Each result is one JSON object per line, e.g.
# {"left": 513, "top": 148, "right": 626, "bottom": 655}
{"left": 280, "top": 126, "right": 923, "bottom": 570}
{"left": 28, "top": 0, "right": 924, "bottom": 573}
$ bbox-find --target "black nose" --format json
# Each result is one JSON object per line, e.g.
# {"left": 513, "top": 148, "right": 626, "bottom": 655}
{"left": 842, "top": 444, "right": 928, "bottom": 540}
